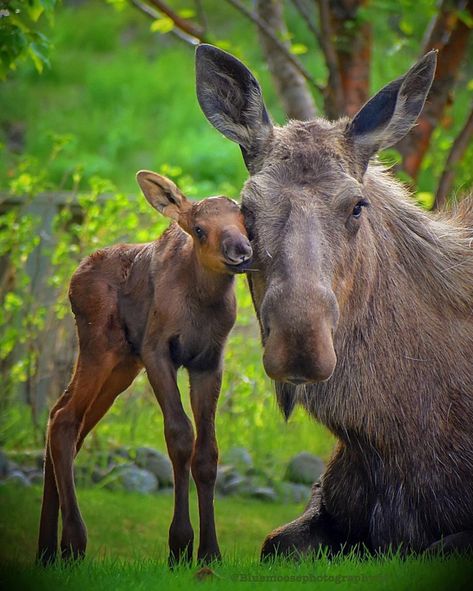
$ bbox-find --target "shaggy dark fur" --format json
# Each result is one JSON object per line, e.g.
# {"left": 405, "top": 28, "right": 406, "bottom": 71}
{"left": 196, "top": 45, "right": 473, "bottom": 556}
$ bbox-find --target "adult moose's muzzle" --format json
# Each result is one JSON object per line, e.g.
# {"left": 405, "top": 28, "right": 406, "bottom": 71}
{"left": 260, "top": 282, "right": 339, "bottom": 385}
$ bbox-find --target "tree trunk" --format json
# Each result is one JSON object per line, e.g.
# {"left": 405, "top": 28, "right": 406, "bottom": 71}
{"left": 255, "top": 0, "right": 317, "bottom": 120}
{"left": 328, "top": 0, "right": 372, "bottom": 117}
{"left": 396, "top": 0, "right": 473, "bottom": 181}
{"left": 434, "top": 104, "right": 473, "bottom": 209}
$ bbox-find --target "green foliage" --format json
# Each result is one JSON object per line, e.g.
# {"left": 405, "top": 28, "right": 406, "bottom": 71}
{"left": 0, "top": 135, "right": 335, "bottom": 470}
{"left": 0, "top": 0, "right": 470, "bottom": 472}
{"left": 0, "top": 0, "right": 59, "bottom": 79}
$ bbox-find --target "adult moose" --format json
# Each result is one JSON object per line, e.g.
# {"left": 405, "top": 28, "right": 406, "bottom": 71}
{"left": 37, "top": 171, "right": 252, "bottom": 565}
{"left": 196, "top": 45, "right": 473, "bottom": 556}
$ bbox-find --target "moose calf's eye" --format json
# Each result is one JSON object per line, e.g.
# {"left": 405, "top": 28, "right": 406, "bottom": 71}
{"left": 194, "top": 226, "right": 205, "bottom": 240}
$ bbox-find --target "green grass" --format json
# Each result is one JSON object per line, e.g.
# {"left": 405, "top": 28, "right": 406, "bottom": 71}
{"left": 0, "top": 1, "right": 471, "bottom": 196}
{"left": 1, "top": 485, "right": 472, "bottom": 591}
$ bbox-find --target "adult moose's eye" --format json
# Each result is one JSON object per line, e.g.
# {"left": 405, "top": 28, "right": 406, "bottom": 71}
{"left": 194, "top": 226, "right": 206, "bottom": 240}
{"left": 352, "top": 199, "right": 369, "bottom": 219}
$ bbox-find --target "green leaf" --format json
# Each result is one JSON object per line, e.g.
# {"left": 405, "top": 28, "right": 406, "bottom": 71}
{"left": 417, "top": 192, "right": 434, "bottom": 210}
{"left": 28, "top": 43, "right": 49, "bottom": 73}
{"left": 177, "top": 9, "right": 196, "bottom": 19}
{"left": 28, "top": 1, "right": 45, "bottom": 22}
{"left": 457, "top": 9, "right": 473, "bottom": 28}
{"left": 290, "top": 43, "right": 308, "bottom": 55}
{"left": 399, "top": 19, "right": 413, "bottom": 35}
{"left": 150, "top": 17, "right": 174, "bottom": 34}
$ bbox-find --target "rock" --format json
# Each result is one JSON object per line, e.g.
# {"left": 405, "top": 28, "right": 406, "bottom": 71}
{"left": 135, "top": 447, "right": 173, "bottom": 487}
{"left": 277, "top": 482, "right": 312, "bottom": 504}
{"left": 158, "top": 487, "right": 174, "bottom": 496}
{"left": 285, "top": 452, "right": 325, "bottom": 485}
{"left": 249, "top": 486, "right": 278, "bottom": 502}
{"left": 215, "top": 465, "right": 246, "bottom": 495}
{"left": 0, "top": 450, "right": 9, "bottom": 479}
{"left": 222, "top": 472, "right": 246, "bottom": 495}
{"left": 7, "top": 450, "right": 43, "bottom": 470}
{"left": 109, "top": 446, "right": 131, "bottom": 463}
{"left": 3, "top": 470, "right": 31, "bottom": 487}
{"left": 222, "top": 447, "right": 253, "bottom": 472}
{"left": 91, "top": 467, "right": 109, "bottom": 484}
{"left": 104, "top": 465, "right": 158, "bottom": 494}
{"left": 28, "top": 470, "right": 44, "bottom": 485}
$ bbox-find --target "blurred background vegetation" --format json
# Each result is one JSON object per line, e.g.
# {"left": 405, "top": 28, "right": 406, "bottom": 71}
{"left": 0, "top": 0, "right": 472, "bottom": 477}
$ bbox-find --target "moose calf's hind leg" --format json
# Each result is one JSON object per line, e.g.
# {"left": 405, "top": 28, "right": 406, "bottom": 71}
{"left": 37, "top": 393, "right": 73, "bottom": 565}
{"left": 48, "top": 356, "right": 114, "bottom": 561}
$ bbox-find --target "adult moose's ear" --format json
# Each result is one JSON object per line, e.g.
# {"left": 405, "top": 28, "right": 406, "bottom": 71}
{"left": 346, "top": 50, "right": 437, "bottom": 171}
{"left": 195, "top": 44, "right": 273, "bottom": 173}
{"left": 136, "top": 170, "right": 190, "bottom": 221}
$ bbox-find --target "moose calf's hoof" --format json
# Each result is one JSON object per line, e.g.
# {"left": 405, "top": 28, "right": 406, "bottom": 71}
{"left": 36, "top": 546, "right": 57, "bottom": 567}
{"left": 60, "top": 519, "right": 87, "bottom": 562}
{"left": 197, "top": 548, "right": 222, "bottom": 565}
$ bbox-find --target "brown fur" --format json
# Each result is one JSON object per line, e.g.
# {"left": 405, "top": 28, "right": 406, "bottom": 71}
{"left": 196, "top": 45, "right": 473, "bottom": 556}
{"left": 37, "top": 171, "right": 252, "bottom": 565}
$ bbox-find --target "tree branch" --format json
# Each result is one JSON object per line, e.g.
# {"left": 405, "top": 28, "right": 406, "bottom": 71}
{"left": 129, "top": 0, "right": 203, "bottom": 45}
{"left": 142, "top": 0, "right": 209, "bottom": 43}
{"left": 396, "top": 0, "right": 473, "bottom": 180}
{"left": 255, "top": 0, "right": 317, "bottom": 120}
{"left": 316, "top": 0, "right": 345, "bottom": 118}
{"left": 290, "top": 0, "right": 323, "bottom": 47}
{"left": 224, "top": 0, "right": 323, "bottom": 94}
{"left": 434, "top": 104, "right": 473, "bottom": 210}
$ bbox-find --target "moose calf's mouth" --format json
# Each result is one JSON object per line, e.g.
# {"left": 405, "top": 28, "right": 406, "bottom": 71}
{"left": 224, "top": 257, "right": 253, "bottom": 274}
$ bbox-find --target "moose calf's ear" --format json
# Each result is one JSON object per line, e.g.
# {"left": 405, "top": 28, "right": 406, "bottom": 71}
{"left": 195, "top": 44, "right": 273, "bottom": 173}
{"left": 346, "top": 50, "right": 437, "bottom": 169}
{"left": 136, "top": 170, "right": 188, "bottom": 221}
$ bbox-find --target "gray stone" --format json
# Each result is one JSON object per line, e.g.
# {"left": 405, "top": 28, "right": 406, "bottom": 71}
{"left": 158, "top": 487, "right": 174, "bottom": 496}
{"left": 249, "top": 486, "right": 278, "bottom": 502}
{"left": 285, "top": 452, "right": 325, "bottom": 485}
{"left": 29, "top": 470, "right": 44, "bottom": 485}
{"left": 3, "top": 470, "right": 31, "bottom": 487}
{"left": 104, "top": 465, "right": 158, "bottom": 494}
{"left": 215, "top": 464, "right": 247, "bottom": 495}
{"left": 135, "top": 447, "right": 173, "bottom": 487}
{"left": 222, "top": 447, "right": 253, "bottom": 472}
{"left": 7, "top": 450, "right": 43, "bottom": 470}
{"left": 277, "top": 482, "right": 312, "bottom": 504}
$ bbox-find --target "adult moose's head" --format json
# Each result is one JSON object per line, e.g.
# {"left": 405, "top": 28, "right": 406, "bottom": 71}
{"left": 196, "top": 45, "right": 436, "bottom": 394}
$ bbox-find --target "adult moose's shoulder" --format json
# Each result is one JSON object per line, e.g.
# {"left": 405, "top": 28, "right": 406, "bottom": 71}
{"left": 195, "top": 45, "right": 473, "bottom": 559}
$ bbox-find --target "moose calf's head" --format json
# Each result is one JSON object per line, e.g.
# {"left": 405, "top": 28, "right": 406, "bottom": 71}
{"left": 137, "top": 170, "right": 252, "bottom": 274}
{"left": 196, "top": 45, "right": 436, "bottom": 386}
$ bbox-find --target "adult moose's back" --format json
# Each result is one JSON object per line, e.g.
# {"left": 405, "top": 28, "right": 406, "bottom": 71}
{"left": 196, "top": 45, "right": 473, "bottom": 555}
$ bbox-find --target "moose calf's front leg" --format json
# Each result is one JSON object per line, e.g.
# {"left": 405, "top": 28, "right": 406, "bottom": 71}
{"left": 190, "top": 369, "right": 222, "bottom": 563}
{"left": 144, "top": 354, "right": 195, "bottom": 564}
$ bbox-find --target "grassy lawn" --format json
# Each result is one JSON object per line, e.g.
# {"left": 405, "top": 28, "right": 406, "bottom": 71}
{"left": 1, "top": 484, "right": 472, "bottom": 591}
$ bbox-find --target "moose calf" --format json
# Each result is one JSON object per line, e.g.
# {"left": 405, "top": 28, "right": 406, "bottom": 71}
{"left": 37, "top": 170, "right": 252, "bottom": 565}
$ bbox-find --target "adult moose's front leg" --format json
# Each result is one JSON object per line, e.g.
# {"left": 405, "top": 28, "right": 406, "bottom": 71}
{"left": 144, "top": 353, "right": 195, "bottom": 564}
{"left": 189, "top": 368, "right": 222, "bottom": 563}
{"left": 261, "top": 483, "right": 346, "bottom": 560}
